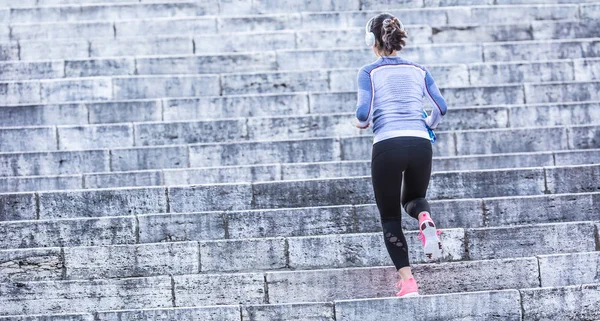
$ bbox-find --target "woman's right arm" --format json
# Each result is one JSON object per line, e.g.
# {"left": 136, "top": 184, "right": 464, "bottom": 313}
{"left": 355, "top": 68, "right": 373, "bottom": 129}
{"left": 423, "top": 68, "right": 448, "bottom": 129}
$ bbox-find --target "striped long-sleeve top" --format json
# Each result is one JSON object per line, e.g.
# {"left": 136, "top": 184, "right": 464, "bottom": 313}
{"left": 355, "top": 55, "right": 448, "bottom": 144}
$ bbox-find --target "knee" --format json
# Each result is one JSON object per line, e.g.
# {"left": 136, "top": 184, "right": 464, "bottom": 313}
{"left": 403, "top": 197, "right": 429, "bottom": 214}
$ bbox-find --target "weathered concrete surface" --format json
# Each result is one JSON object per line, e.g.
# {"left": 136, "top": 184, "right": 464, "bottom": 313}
{"left": 222, "top": 70, "right": 330, "bottom": 95}
{"left": 168, "top": 183, "right": 253, "bottom": 212}
{"left": 0, "top": 276, "right": 173, "bottom": 316}
{"left": 429, "top": 168, "right": 546, "bottom": 199}
{"left": 136, "top": 53, "right": 277, "bottom": 75}
{"left": 469, "top": 60, "right": 574, "bottom": 85}
{"left": 0, "top": 175, "right": 82, "bottom": 193}
{"left": 266, "top": 258, "right": 537, "bottom": 303}
{"left": 521, "top": 284, "right": 600, "bottom": 321}
{"left": 483, "top": 39, "right": 587, "bottom": 62}
{"left": 227, "top": 206, "right": 355, "bottom": 239}
{"left": 41, "top": 78, "right": 113, "bottom": 103}
{"left": 334, "top": 290, "right": 522, "bottom": 321}
{"left": 0, "top": 216, "right": 136, "bottom": 249}
{"left": 112, "top": 75, "right": 220, "bottom": 99}
{"left": 134, "top": 119, "right": 247, "bottom": 146}
{"left": 242, "top": 303, "right": 335, "bottom": 321}
{"left": 280, "top": 161, "right": 370, "bottom": 181}
{"left": 455, "top": 127, "right": 568, "bottom": 155}
{"left": 10, "top": 20, "right": 113, "bottom": 41}
{"left": 247, "top": 114, "right": 360, "bottom": 141}
{"left": 57, "top": 124, "right": 134, "bottom": 150}
{"left": 484, "top": 193, "right": 599, "bottom": 226}
{"left": 0, "top": 150, "right": 109, "bottom": 177}
{"left": 87, "top": 100, "right": 162, "bottom": 124}
{"left": 137, "top": 212, "right": 225, "bottom": 243}
{"left": 0, "top": 248, "right": 62, "bottom": 282}
{"left": 64, "top": 242, "right": 199, "bottom": 279}
{"left": 90, "top": 37, "right": 193, "bottom": 57}
{"left": 114, "top": 17, "right": 217, "bottom": 38}
{"left": 525, "top": 81, "right": 600, "bottom": 104}
{"left": 174, "top": 273, "right": 265, "bottom": 306}
{"left": 38, "top": 187, "right": 167, "bottom": 219}
{"left": 509, "top": 102, "right": 600, "bottom": 127}
{"left": 111, "top": 145, "right": 189, "bottom": 171}
{"left": 83, "top": 170, "right": 163, "bottom": 189}
{"left": 0, "top": 126, "right": 57, "bottom": 153}
{"left": 96, "top": 306, "right": 241, "bottom": 321}
{"left": 189, "top": 138, "right": 341, "bottom": 167}
{"left": 64, "top": 58, "right": 135, "bottom": 78}
{"left": 0, "top": 103, "right": 87, "bottom": 127}
{"left": 0, "top": 193, "right": 37, "bottom": 221}
{"left": 538, "top": 252, "right": 600, "bottom": 287}
{"left": 19, "top": 39, "right": 88, "bottom": 61}
{"left": 467, "top": 222, "right": 596, "bottom": 260}
{"left": 163, "top": 164, "right": 280, "bottom": 185}
{"left": 251, "top": 176, "right": 373, "bottom": 209}
{"left": 568, "top": 125, "right": 600, "bottom": 150}
{"left": 546, "top": 164, "right": 600, "bottom": 194}
{"left": 0, "top": 60, "right": 64, "bottom": 81}
{"left": 7, "top": 2, "right": 196, "bottom": 23}
{"left": 0, "top": 314, "right": 94, "bottom": 321}
{"left": 163, "top": 94, "right": 309, "bottom": 120}
{"left": 200, "top": 237, "right": 286, "bottom": 272}
{"left": 555, "top": 149, "right": 600, "bottom": 166}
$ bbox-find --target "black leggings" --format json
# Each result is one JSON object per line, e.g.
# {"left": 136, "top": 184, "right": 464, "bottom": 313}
{"left": 371, "top": 136, "right": 433, "bottom": 270}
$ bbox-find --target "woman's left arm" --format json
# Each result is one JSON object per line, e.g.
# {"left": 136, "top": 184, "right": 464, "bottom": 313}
{"left": 355, "top": 68, "right": 374, "bottom": 129}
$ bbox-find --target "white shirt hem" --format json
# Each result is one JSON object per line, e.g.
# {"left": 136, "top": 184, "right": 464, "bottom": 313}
{"left": 373, "top": 130, "right": 431, "bottom": 144}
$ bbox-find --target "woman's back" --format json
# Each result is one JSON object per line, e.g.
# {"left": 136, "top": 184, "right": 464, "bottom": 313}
{"left": 356, "top": 55, "right": 447, "bottom": 144}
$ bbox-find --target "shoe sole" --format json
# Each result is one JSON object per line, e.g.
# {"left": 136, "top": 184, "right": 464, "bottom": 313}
{"left": 399, "top": 292, "right": 420, "bottom": 298}
{"left": 421, "top": 221, "right": 443, "bottom": 260}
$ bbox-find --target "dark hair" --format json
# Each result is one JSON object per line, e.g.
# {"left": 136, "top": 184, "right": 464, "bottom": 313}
{"left": 370, "top": 13, "right": 407, "bottom": 55}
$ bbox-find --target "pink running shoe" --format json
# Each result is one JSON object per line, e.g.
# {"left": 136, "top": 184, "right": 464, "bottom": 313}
{"left": 395, "top": 277, "right": 419, "bottom": 297}
{"left": 417, "top": 212, "right": 443, "bottom": 261}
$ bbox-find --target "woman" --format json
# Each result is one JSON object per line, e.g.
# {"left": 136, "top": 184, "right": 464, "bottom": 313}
{"left": 355, "top": 13, "right": 448, "bottom": 297}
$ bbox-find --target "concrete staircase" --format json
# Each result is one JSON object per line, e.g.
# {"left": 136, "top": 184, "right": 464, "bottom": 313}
{"left": 1, "top": 0, "right": 599, "bottom": 320}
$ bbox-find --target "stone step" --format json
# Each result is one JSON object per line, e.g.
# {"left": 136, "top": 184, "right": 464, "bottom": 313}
{"left": 0, "top": 124, "right": 597, "bottom": 175}
{"left": 0, "top": 52, "right": 278, "bottom": 81}
{"left": 8, "top": 17, "right": 216, "bottom": 41}
{"left": 188, "top": 125, "right": 598, "bottom": 167}
{"left": 1, "top": 163, "right": 599, "bottom": 221}
{"left": 4, "top": 57, "right": 599, "bottom": 93}
{"left": 1, "top": 191, "right": 598, "bottom": 253}
{"left": 129, "top": 149, "right": 600, "bottom": 187}
{"left": 3, "top": 34, "right": 600, "bottom": 65}
{"left": 1, "top": 255, "right": 599, "bottom": 316}
{"left": 336, "top": 283, "right": 600, "bottom": 321}
{"left": 200, "top": 1, "right": 586, "bottom": 18}
{"left": 2, "top": 221, "right": 597, "bottom": 281}
{"left": 3, "top": 2, "right": 196, "bottom": 24}
{"left": 1, "top": 148, "right": 598, "bottom": 192}
{"left": 2, "top": 106, "right": 598, "bottom": 153}
{"left": 275, "top": 38, "right": 600, "bottom": 71}
{"left": 5, "top": 19, "right": 599, "bottom": 57}
{"left": 1, "top": 285, "right": 595, "bottom": 321}
{"left": 3, "top": 67, "right": 600, "bottom": 106}
{"left": 215, "top": 4, "right": 584, "bottom": 33}
{"left": 1, "top": 90, "right": 596, "bottom": 127}
{"left": 2, "top": 3, "right": 588, "bottom": 41}
{"left": 4, "top": 283, "right": 594, "bottom": 321}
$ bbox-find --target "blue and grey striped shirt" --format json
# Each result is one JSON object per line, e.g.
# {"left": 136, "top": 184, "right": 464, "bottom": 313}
{"left": 355, "top": 56, "right": 448, "bottom": 144}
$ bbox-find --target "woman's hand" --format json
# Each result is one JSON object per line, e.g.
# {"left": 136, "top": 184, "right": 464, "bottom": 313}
{"left": 355, "top": 120, "right": 370, "bottom": 129}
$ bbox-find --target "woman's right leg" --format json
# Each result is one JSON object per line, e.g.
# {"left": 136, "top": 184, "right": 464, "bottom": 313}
{"left": 371, "top": 140, "right": 410, "bottom": 272}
